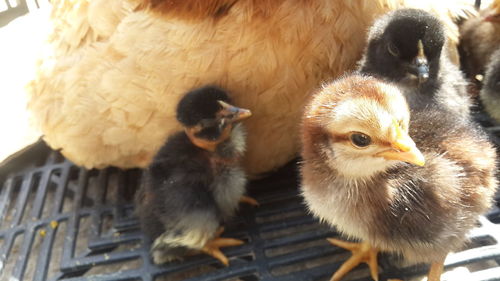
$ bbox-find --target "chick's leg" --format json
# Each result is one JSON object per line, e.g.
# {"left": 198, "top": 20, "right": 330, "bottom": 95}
{"left": 327, "top": 238, "right": 379, "bottom": 281}
{"left": 427, "top": 260, "right": 444, "bottom": 281}
{"left": 239, "top": 195, "right": 259, "bottom": 206}
{"left": 201, "top": 227, "right": 244, "bottom": 266}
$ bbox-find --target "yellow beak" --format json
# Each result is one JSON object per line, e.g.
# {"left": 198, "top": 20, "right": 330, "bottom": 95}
{"left": 217, "top": 100, "right": 252, "bottom": 122}
{"left": 376, "top": 124, "right": 425, "bottom": 167}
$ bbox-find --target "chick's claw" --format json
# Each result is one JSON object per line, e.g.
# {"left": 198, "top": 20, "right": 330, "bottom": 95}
{"left": 239, "top": 195, "right": 259, "bottom": 206}
{"left": 201, "top": 237, "right": 244, "bottom": 266}
{"left": 201, "top": 227, "right": 244, "bottom": 266}
{"left": 327, "top": 238, "right": 379, "bottom": 281}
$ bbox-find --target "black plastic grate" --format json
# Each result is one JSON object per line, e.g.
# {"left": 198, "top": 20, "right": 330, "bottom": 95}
{"left": 0, "top": 112, "right": 500, "bottom": 281}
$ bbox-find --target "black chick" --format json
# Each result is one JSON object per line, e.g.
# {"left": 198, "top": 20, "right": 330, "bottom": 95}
{"left": 480, "top": 48, "right": 500, "bottom": 122}
{"left": 135, "top": 86, "right": 254, "bottom": 265}
{"left": 358, "top": 8, "right": 471, "bottom": 116}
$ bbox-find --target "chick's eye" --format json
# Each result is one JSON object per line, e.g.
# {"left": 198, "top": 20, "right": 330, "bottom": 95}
{"left": 398, "top": 120, "right": 406, "bottom": 130}
{"left": 350, "top": 133, "right": 371, "bottom": 148}
{"left": 387, "top": 43, "right": 399, "bottom": 57}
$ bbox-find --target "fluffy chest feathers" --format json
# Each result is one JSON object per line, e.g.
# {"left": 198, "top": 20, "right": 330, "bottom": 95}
{"left": 302, "top": 153, "right": 464, "bottom": 236}
{"left": 302, "top": 174, "right": 383, "bottom": 241}
{"left": 210, "top": 125, "right": 247, "bottom": 218}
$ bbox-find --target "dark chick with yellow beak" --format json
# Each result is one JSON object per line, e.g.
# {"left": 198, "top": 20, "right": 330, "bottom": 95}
{"left": 300, "top": 75, "right": 497, "bottom": 281}
{"left": 135, "top": 86, "right": 256, "bottom": 266}
{"left": 359, "top": 8, "right": 471, "bottom": 117}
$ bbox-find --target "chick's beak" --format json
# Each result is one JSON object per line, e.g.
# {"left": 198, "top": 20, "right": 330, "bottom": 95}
{"left": 376, "top": 124, "right": 425, "bottom": 167}
{"left": 408, "top": 40, "right": 429, "bottom": 84}
{"left": 217, "top": 100, "right": 252, "bottom": 122}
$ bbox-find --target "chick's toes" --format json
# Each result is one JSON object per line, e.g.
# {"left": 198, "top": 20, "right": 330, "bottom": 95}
{"left": 202, "top": 238, "right": 244, "bottom": 266}
{"left": 327, "top": 238, "right": 379, "bottom": 281}
{"left": 427, "top": 260, "right": 444, "bottom": 281}
{"left": 201, "top": 227, "right": 244, "bottom": 266}
{"left": 239, "top": 195, "right": 259, "bottom": 206}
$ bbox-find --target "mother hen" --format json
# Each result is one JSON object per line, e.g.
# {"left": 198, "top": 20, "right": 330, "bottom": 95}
{"left": 28, "top": 0, "right": 472, "bottom": 176}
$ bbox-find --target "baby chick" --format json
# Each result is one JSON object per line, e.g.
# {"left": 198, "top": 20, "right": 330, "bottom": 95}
{"left": 480, "top": 48, "right": 500, "bottom": 122}
{"left": 300, "top": 75, "right": 497, "bottom": 281}
{"left": 359, "top": 8, "right": 471, "bottom": 116}
{"left": 460, "top": 0, "right": 500, "bottom": 78}
{"left": 135, "top": 86, "right": 254, "bottom": 265}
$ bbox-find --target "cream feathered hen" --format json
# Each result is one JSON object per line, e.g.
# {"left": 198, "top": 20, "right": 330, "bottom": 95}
{"left": 28, "top": 0, "right": 474, "bottom": 176}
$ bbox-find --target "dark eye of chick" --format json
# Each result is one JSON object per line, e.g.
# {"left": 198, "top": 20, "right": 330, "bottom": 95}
{"left": 387, "top": 42, "right": 400, "bottom": 57}
{"left": 350, "top": 133, "right": 372, "bottom": 148}
{"left": 398, "top": 120, "right": 405, "bottom": 130}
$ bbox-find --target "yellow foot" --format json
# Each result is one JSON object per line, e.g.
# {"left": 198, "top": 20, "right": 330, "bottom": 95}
{"left": 427, "top": 260, "right": 444, "bottom": 281}
{"left": 327, "top": 238, "right": 379, "bottom": 281}
{"left": 239, "top": 195, "right": 259, "bottom": 206}
{"left": 201, "top": 227, "right": 244, "bottom": 266}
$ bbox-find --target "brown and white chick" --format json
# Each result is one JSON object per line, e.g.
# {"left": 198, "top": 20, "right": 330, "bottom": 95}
{"left": 300, "top": 75, "right": 497, "bottom": 281}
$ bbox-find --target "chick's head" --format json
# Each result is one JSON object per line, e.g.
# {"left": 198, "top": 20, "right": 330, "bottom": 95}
{"left": 301, "top": 75, "right": 425, "bottom": 179}
{"left": 363, "top": 9, "right": 444, "bottom": 85}
{"left": 177, "top": 86, "right": 251, "bottom": 150}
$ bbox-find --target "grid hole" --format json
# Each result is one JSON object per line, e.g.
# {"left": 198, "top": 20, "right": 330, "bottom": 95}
{"left": 83, "top": 256, "right": 143, "bottom": 277}
{"left": 41, "top": 170, "right": 61, "bottom": 218}
{"left": 20, "top": 172, "right": 41, "bottom": 223}
{"left": 105, "top": 171, "right": 119, "bottom": 205}
{"left": 49, "top": 151, "right": 66, "bottom": 164}
{"left": 260, "top": 221, "right": 320, "bottom": 240}
{"left": 24, "top": 226, "right": 44, "bottom": 279}
{"left": 237, "top": 254, "right": 255, "bottom": 262}
{"left": 74, "top": 215, "right": 91, "bottom": 257}
{"left": 256, "top": 209, "right": 304, "bottom": 224}
{"left": 265, "top": 237, "right": 330, "bottom": 258}
{"left": 155, "top": 264, "right": 218, "bottom": 281}
{"left": 465, "top": 236, "right": 497, "bottom": 250}
{"left": 463, "top": 258, "right": 500, "bottom": 274}
{"left": 100, "top": 213, "right": 114, "bottom": 236}
{"left": 236, "top": 274, "right": 260, "bottom": 281}
{"left": 259, "top": 197, "right": 303, "bottom": 213}
{"left": 0, "top": 232, "right": 24, "bottom": 280}
{"left": 3, "top": 176, "right": 24, "bottom": 227}
{"left": 61, "top": 167, "right": 83, "bottom": 213}
{"left": 82, "top": 172, "right": 100, "bottom": 208}
{"left": 222, "top": 276, "right": 258, "bottom": 281}
{"left": 46, "top": 220, "right": 67, "bottom": 280}
{"left": 270, "top": 251, "right": 354, "bottom": 277}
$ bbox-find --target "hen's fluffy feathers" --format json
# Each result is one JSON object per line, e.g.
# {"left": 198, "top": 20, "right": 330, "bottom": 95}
{"left": 28, "top": 0, "right": 474, "bottom": 175}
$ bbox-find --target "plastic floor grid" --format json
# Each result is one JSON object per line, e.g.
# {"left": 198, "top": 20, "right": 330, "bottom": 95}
{"left": 0, "top": 114, "right": 500, "bottom": 281}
